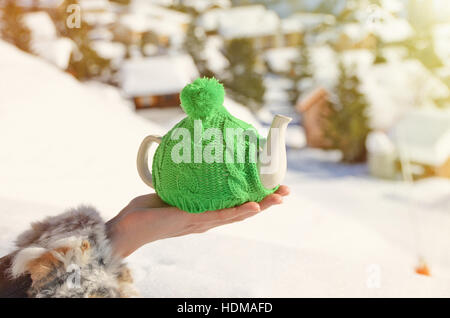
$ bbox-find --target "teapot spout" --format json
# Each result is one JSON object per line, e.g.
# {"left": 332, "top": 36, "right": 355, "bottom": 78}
{"left": 258, "top": 114, "right": 292, "bottom": 189}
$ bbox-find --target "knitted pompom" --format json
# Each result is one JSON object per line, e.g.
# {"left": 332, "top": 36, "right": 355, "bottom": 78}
{"left": 180, "top": 77, "right": 224, "bottom": 119}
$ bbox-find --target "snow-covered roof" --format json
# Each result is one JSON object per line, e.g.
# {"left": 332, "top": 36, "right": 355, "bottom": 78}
{"left": 281, "top": 18, "right": 304, "bottom": 35}
{"left": 282, "top": 13, "right": 336, "bottom": 34}
{"left": 133, "top": 0, "right": 175, "bottom": 7}
{"left": 83, "top": 11, "right": 117, "bottom": 26}
{"left": 341, "top": 23, "right": 368, "bottom": 42}
{"left": 129, "top": 2, "right": 191, "bottom": 25}
{"left": 392, "top": 108, "right": 450, "bottom": 166}
{"left": 16, "top": 0, "right": 63, "bottom": 8}
{"left": 199, "top": 5, "right": 280, "bottom": 39}
{"left": 91, "top": 41, "right": 126, "bottom": 61}
{"left": 23, "top": 12, "right": 57, "bottom": 40}
{"left": 78, "top": 0, "right": 110, "bottom": 11}
{"left": 368, "top": 15, "right": 414, "bottom": 43}
{"left": 120, "top": 13, "right": 150, "bottom": 33}
{"left": 182, "top": 0, "right": 231, "bottom": 12}
{"left": 335, "top": 8, "right": 413, "bottom": 45}
{"left": 120, "top": 54, "right": 199, "bottom": 97}
{"left": 433, "top": 23, "right": 450, "bottom": 66}
{"left": 120, "top": 4, "right": 189, "bottom": 42}
{"left": 88, "top": 28, "right": 114, "bottom": 41}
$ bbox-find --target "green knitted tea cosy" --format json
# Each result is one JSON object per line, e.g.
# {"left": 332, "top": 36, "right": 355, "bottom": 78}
{"left": 151, "top": 77, "right": 277, "bottom": 213}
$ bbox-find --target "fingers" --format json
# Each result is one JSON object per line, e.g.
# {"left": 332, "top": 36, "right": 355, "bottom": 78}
{"left": 183, "top": 186, "right": 290, "bottom": 225}
{"left": 129, "top": 193, "right": 170, "bottom": 208}
{"left": 259, "top": 193, "right": 283, "bottom": 211}
{"left": 192, "top": 201, "right": 260, "bottom": 224}
{"left": 276, "top": 185, "right": 290, "bottom": 197}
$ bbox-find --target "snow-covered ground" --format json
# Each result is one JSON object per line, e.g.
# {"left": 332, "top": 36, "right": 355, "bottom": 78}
{"left": 1, "top": 41, "right": 450, "bottom": 297}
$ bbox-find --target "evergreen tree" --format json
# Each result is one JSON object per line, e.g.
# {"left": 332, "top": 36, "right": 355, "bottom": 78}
{"left": 289, "top": 42, "right": 313, "bottom": 106}
{"left": 326, "top": 61, "right": 371, "bottom": 163}
{"left": 184, "top": 13, "right": 213, "bottom": 78}
{"left": 0, "top": 0, "right": 31, "bottom": 52}
{"left": 51, "top": 0, "right": 110, "bottom": 80}
{"left": 223, "top": 38, "right": 265, "bottom": 111}
{"left": 373, "top": 36, "right": 386, "bottom": 64}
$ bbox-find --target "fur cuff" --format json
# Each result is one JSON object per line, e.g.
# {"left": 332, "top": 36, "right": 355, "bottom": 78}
{"left": 10, "top": 206, "right": 137, "bottom": 298}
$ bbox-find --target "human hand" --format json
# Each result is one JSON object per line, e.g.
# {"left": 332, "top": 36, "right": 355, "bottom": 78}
{"left": 106, "top": 186, "right": 290, "bottom": 258}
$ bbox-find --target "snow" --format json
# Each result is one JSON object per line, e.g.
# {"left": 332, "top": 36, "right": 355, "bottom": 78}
{"left": 31, "top": 38, "right": 74, "bottom": 70}
{"left": 0, "top": 41, "right": 164, "bottom": 213}
{"left": 83, "top": 11, "right": 117, "bottom": 26}
{"left": 308, "top": 46, "right": 449, "bottom": 130}
{"left": 2, "top": 41, "right": 450, "bottom": 297}
{"left": 23, "top": 12, "right": 57, "bottom": 40}
{"left": 16, "top": 0, "right": 63, "bottom": 8}
{"left": 280, "top": 17, "right": 304, "bottom": 34}
{"left": 120, "top": 54, "right": 199, "bottom": 97}
{"left": 182, "top": 0, "right": 231, "bottom": 13}
{"left": 366, "top": 131, "right": 396, "bottom": 154}
{"left": 130, "top": 1, "right": 191, "bottom": 25}
{"left": 283, "top": 12, "right": 336, "bottom": 32}
{"left": 23, "top": 11, "right": 74, "bottom": 70}
{"left": 341, "top": 23, "right": 368, "bottom": 42}
{"left": 392, "top": 108, "right": 450, "bottom": 166}
{"left": 362, "top": 59, "right": 450, "bottom": 130}
{"left": 204, "top": 36, "right": 229, "bottom": 74}
{"left": 88, "top": 28, "right": 114, "bottom": 41}
{"left": 367, "top": 14, "right": 414, "bottom": 43}
{"left": 434, "top": 23, "right": 450, "bottom": 66}
{"left": 264, "top": 47, "right": 299, "bottom": 74}
{"left": 119, "top": 4, "right": 190, "bottom": 45}
{"left": 92, "top": 40, "right": 126, "bottom": 61}
{"left": 136, "top": 96, "right": 264, "bottom": 135}
{"left": 120, "top": 13, "right": 150, "bottom": 33}
{"left": 78, "top": 0, "right": 110, "bottom": 12}
{"left": 199, "top": 5, "right": 280, "bottom": 39}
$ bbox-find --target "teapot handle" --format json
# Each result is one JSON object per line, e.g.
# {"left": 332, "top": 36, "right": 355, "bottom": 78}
{"left": 137, "top": 135, "right": 162, "bottom": 189}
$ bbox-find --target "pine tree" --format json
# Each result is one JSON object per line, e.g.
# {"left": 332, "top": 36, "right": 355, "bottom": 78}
{"left": 373, "top": 35, "right": 386, "bottom": 64}
{"left": 326, "top": 61, "right": 371, "bottom": 163}
{"left": 223, "top": 38, "right": 265, "bottom": 111}
{"left": 0, "top": 0, "right": 31, "bottom": 52}
{"left": 184, "top": 13, "right": 213, "bottom": 78}
{"left": 50, "top": 0, "right": 110, "bottom": 80}
{"left": 289, "top": 42, "right": 313, "bottom": 106}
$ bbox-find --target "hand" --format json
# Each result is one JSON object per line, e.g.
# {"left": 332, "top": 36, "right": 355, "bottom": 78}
{"left": 106, "top": 186, "right": 290, "bottom": 258}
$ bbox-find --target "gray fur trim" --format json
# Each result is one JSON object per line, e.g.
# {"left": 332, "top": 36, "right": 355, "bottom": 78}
{"left": 10, "top": 206, "right": 137, "bottom": 298}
